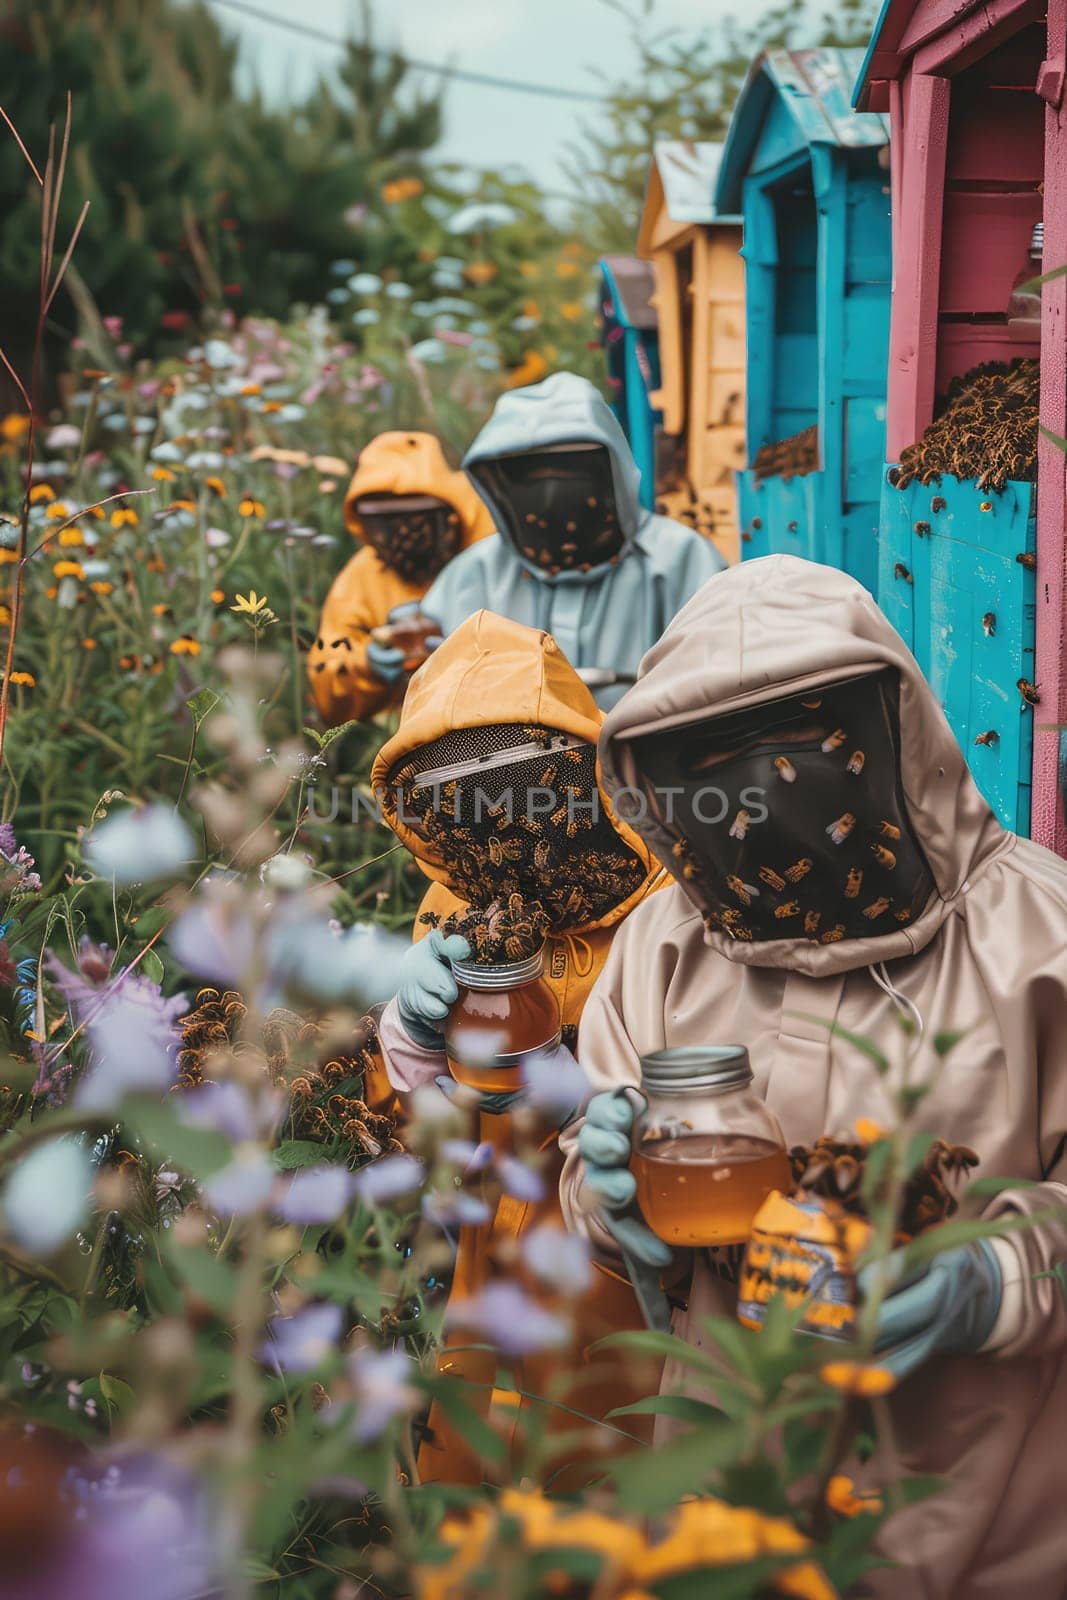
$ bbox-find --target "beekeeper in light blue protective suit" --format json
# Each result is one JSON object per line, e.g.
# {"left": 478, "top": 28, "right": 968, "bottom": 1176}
{"left": 366, "top": 373, "right": 725, "bottom": 710}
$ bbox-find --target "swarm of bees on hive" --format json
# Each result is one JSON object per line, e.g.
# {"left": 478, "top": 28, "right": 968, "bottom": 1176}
{"left": 890, "top": 358, "right": 1039, "bottom": 493}
{"left": 789, "top": 1133, "right": 980, "bottom": 1243}
{"left": 177, "top": 988, "right": 401, "bottom": 1158}
{"left": 423, "top": 896, "right": 552, "bottom": 965}
{"left": 751, "top": 424, "right": 820, "bottom": 484}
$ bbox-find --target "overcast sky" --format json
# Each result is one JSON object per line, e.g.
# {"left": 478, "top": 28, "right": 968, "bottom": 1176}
{"left": 211, "top": 0, "right": 766, "bottom": 196}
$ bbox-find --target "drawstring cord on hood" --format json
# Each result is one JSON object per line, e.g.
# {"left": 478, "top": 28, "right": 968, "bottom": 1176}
{"left": 552, "top": 932, "right": 596, "bottom": 980}
{"left": 870, "top": 961, "right": 925, "bottom": 1041}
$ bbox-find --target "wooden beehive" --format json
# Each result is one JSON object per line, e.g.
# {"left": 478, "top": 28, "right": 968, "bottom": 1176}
{"left": 715, "top": 49, "right": 892, "bottom": 593}
{"left": 597, "top": 255, "right": 661, "bottom": 511}
{"left": 636, "top": 142, "right": 745, "bottom": 564}
{"left": 856, "top": 0, "right": 1065, "bottom": 848}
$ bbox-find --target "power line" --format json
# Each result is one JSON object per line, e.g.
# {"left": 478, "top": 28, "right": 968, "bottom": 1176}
{"left": 208, "top": 0, "right": 605, "bottom": 103}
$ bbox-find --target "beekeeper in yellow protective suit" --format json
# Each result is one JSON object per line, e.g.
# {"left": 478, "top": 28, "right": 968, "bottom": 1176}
{"left": 560, "top": 554, "right": 1067, "bottom": 1600}
{"left": 308, "top": 431, "right": 492, "bottom": 724}
{"left": 369, "top": 609, "right": 667, "bottom": 1485}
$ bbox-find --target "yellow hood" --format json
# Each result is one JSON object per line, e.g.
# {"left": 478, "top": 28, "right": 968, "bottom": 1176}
{"left": 371, "top": 611, "right": 662, "bottom": 933}
{"left": 342, "top": 431, "right": 492, "bottom": 549}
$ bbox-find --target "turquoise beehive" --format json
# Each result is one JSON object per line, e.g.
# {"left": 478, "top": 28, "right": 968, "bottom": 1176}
{"left": 716, "top": 47, "right": 891, "bottom": 593}
{"left": 597, "top": 255, "right": 661, "bottom": 511}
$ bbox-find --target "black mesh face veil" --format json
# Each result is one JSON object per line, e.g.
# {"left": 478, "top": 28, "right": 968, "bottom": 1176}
{"left": 467, "top": 442, "right": 625, "bottom": 575}
{"left": 628, "top": 670, "right": 936, "bottom": 945}
{"left": 354, "top": 494, "right": 462, "bottom": 584}
{"left": 387, "top": 722, "right": 647, "bottom": 929}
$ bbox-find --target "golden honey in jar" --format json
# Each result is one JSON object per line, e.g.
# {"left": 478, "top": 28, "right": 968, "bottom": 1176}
{"left": 444, "top": 945, "right": 561, "bottom": 1093}
{"left": 372, "top": 601, "right": 441, "bottom": 671}
{"left": 630, "top": 1046, "right": 790, "bottom": 1248}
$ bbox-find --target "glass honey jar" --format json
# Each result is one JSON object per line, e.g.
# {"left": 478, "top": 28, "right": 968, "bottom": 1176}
{"left": 371, "top": 601, "right": 441, "bottom": 671}
{"left": 444, "top": 945, "right": 562, "bottom": 1093}
{"left": 630, "top": 1046, "right": 791, "bottom": 1248}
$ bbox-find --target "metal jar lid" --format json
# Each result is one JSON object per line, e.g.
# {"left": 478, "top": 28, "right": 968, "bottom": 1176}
{"left": 639, "top": 1044, "right": 753, "bottom": 1095}
{"left": 450, "top": 942, "right": 546, "bottom": 991}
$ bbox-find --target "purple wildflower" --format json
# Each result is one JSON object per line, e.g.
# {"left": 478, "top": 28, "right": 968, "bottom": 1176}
{"left": 349, "top": 1347, "right": 418, "bottom": 1442}
{"left": 446, "top": 1282, "right": 568, "bottom": 1357}
{"left": 260, "top": 1303, "right": 343, "bottom": 1374}
{"left": 352, "top": 1155, "right": 424, "bottom": 1206}
{"left": 83, "top": 803, "right": 195, "bottom": 887}
{"left": 522, "top": 1223, "right": 593, "bottom": 1297}
{"left": 202, "top": 1150, "right": 275, "bottom": 1217}
{"left": 46, "top": 954, "right": 186, "bottom": 1109}
{"left": 279, "top": 1165, "right": 353, "bottom": 1225}
{"left": 521, "top": 1044, "right": 588, "bottom": 1121}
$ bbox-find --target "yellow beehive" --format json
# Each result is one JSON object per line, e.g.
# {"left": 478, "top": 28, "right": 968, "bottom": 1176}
{"left": 637, "top": 141, "right": 746, "bottom": 564}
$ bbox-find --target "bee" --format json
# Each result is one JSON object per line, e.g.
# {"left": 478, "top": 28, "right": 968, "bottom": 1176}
{"left": 726, "top": 874, "right": 759, "bottom": 905}
{"left": 931, "top": 496, "right": 946, "bottom": 513}
{"left": 826, "top": 812, "right": 855, "bottom": 845}
{"left": 845, "top": 867, "right": 863, "bottom": 899}
{"left": 863, "top": 897, "right": 892, "bottom": 919}
{"left": 758, "top": 866, "right": 786, "bottom": 890}
{"left": 1016, "top": 551, "right": 1037, "bottom": 571}
{"left": 719, "top": 907, "right": 743, "bottom": 926}
{"left": 773, "top": 756, "right": 797, "bottom": 783}
{"left": 804, "top": 910, "right": 821, "bottom": 936}
{"left": 871, "top": 844, "right": 897, "bottom": 869}
{"left": 729, "top": 808, "right": 751, "bottom": 840}
{"left": 878, "top": 821, "right": 901, "bottom": 840}
{"left": 539, "top": 765, "right": 558, "bottom": 788}
{"left": 821, "top": 729, "right": 847, "bottom": 753}
{"left": 821, "top": 924, "right": 846, "bottom": 943}
{"left": 561, "top": 745, "right": 585, "bottom": 766}
{"left": 895, "top": 907, "right": 912, "bottom": 922}
{"left": 550, "top": 805, "right": 569, "bottom": 829}
{"left": 726, "top": 923, "right": 753, "bottom": 941}
{"left": 522, "top": 726, "right": 553, "bottom": 748}
{"left": 846, "top": 750, "right": 865, "bottom": 775}
{"left": 913, "top": 520, "right": 931, "bottom": 538}
{"left": 979, "top": 501, "right": 993, "bottom": 513}
{"left": 1018, "top": 678, "right": 1041, "bottom": 706}
{"left": 505, "top": 935, "right": 530, "bottom": 961}
{"left": 981, "top": 612, "right": 996, "bottom": 638}
{"left": 974, "top": 729, "right": 999, "bottom": 747}
{"left": 671, "top": 838, "right": 689, "bottom": 858}
{"left": 801, "top": 697, "right": 822, "bottom": 709}
{"left": 786, "top": 857, "right": 812, "bottom": 882}
{"left": 773, "top": 900, "right": 800, "bottom": 919}
{"left": 488, "top": 836, "right": 522, "bottom": 867}
{"left": 894, "top": 562, "right": 913, "bottom": 584}
{"left": 533, "top": 840, "right": 552, "bottom": 871}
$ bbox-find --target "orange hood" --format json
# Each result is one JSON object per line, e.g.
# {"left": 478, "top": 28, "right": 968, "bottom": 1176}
{"left": 342, "top": 431, "right": 492, "bottom": 549}
{"left": 370, "top": 611, "right": 663, "bottom": 934}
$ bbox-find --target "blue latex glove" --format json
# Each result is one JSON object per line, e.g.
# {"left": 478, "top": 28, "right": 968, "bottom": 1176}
{"left": 395, "top": 931, "right": 470, "bottom": 1049}
{"left": 578, "top": 1091, "right": 673, "bottom": 1270}
{"left": 860, "top": 1238, "right": 1002, "bottom": 1379}
{"left": 366, "top": 639, "right": 406, "bottom": 684}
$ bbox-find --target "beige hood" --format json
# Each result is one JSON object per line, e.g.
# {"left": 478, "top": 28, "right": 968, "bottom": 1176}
{"left": 599, "top": 554, "right": 1009, "bottom": 976}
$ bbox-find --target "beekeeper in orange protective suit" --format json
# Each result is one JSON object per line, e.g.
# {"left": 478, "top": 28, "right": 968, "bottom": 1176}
{"left": 308, "top": 432, "right": 492, "bottom": 724}
{"left": 369, "top": 610, "right": 667, "bottom": 1485}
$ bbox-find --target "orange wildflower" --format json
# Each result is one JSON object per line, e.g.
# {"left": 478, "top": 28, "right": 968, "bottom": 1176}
{"left": 29, "top": 484, "right": 55, "bottom": 504}
{"left": 381, "top": 176, "right": 424, "bottom": 204}
{"left": 170, "top": 635, "right": 201, "bottom": 656}
{"left": 151, "top": 603, "right": 171, "bottom": 617}
{"left": 239, "top": 383, "right": 261, "bottom": 396}
{"left": 559, "top": 301, "right": 584, "bottom": 322}
{"left": 110, "top": 507, "right": 139, "bottom": 529}
{"left": 555, "top": 260, "right": 580, "bottom": 278}
{"left": 465, "top": 260, "right": 497, "bottom": 286}
{"left": 505, "top": 350, "right": 549, "bottom": 390}
{"left": 0, "top": 550, "right": 19, "bottom": 566}
{"left": 820, "top": 1361, "right": 896, "bottom": 1396}
{"left": 90, "top": 580, "right": 114, "bottom": 596}
{"left": 210, "top": 588, "right": 225, "bottom": 604}
{"left": 204, "top": 476, "right": 226, "bottom": 497}
{"left": 238, "top": 496, "right": 266, "bottom": 518}
{"left": 81, "top": 638, "right": 97, "bottom": 650}
{"left": 152, "top": 466, "right": 177, "bottom": 482}
{"left": 1, "top": 414, "right": 31, "bottom": 444}
{"left": 825, "top": 1475, "right": 885, "bottom": 1518}
{"left": 58, "top": 527, "right": 84, "bottom": 547}
{"left": 6, "top": 669, "right": 35, "bottom": 686}
{"left": 45, "top": 502, "right": 71, "bottom": 520}
{"left": 854, "top": 1118, "right": 886, "bottom": 1144}
{"left": 52, "top": 560, "right": 84, "bottom": 580}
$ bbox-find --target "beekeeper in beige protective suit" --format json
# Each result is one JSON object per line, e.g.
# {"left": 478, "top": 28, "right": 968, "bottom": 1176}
{"left": 560, "top": 553, "right": 1067, "bottom": 1599}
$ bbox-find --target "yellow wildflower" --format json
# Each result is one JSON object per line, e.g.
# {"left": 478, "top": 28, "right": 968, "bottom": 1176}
{"left": 239, "top": 383, "right": 261, "bottom": 396}
{"left": 152, "top": 466, "right": 177, "bottom": 482}
{"left": 634, "top": 1498, "right": 836, "bottom": 1600}
{"left": 231, "top": 589, "right": 267, "bottom": 615}
{"left": 53, "top": 560, "right": 85, "bottom": 580}
{"left": 210, "top": 588, "right": 225, "bottom": 604}
{"left": 86, "top": 505, "right": 105, "bottom": 521}
{"left": 45, "top": 586, "right": 57, "bottom": 599}
{"left": 522, "top": 299, "right": 541, "bottom": 319}
{"left": 506, "top": 350, "right": 549, "bottom": 390}
{"left": 854, "top": 1118, "right": 886, "bottom": 1144}
{"left": 238, "top": 497, "right": 266, "bottom": 518}
{"left": 151, "top": 603, "right": 171, "bottom": 617}
{"left": 0, "top": 550, "right": 19, "bottom": 566}
{"left": 825, "top": 1475, "right": 884, "bottom": 1518}
{"left": 555, "top": 260, "right": 580, "bottom": 278}
{"left": 89, "top": 580, "right": 114, "bottom": 596}
{"left": 0, "top": 605, "right": 10, "bottom": 626}
{"left": 81, "top": 638, "right": 97, "bottom": 650}
{"left": 45, "top": 501, "right": 71, "bottom": 520}
{"left": 111, "top": 507, "right": 139, "bottom": 529}
{"left": 518, "top": 261, "right": 538, "bottom": 278}
{"left": 562, "top": 239, "right": 584, "bottom": 258}
{"left": 204, "top": 476, "right": 226, "bottom": 497}
{"left": 820, "top": 1361, "right": 896, "bottom": 1396}
{"left": 58, "top": 526, "right": 84, "bottom": 547}
{"left": 147, "top": 557, "right": 167, "bottom": 574}
{"left": 29, "top": 484, "right": 55, "bottom": 504}
{"left": 167, "top": 499, "right": 196, "bottom": 514}
{"left": 559, "top": 301, "right": 583, "bottom": 322}
{"left": 465, "top": 260, "right": 497, "bottom": 286}
{"left": 170, "top": 635, "right": 201, "bottom": 656}
{"left": 261, "top": 401, "right": 284, "bottom": 415}
{"left": 0, "top": 415, "right": 30, "bottom": 444}
{"left": 6, "top": 670, "right": 35, "bottom": 687}
{"left": 381, "top": 175, "right": 424, "bottom": 204}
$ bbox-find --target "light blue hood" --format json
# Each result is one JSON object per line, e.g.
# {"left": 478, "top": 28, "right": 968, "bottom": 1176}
{"left": 462, "top": 372, "right": 645, "bottom": 582}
